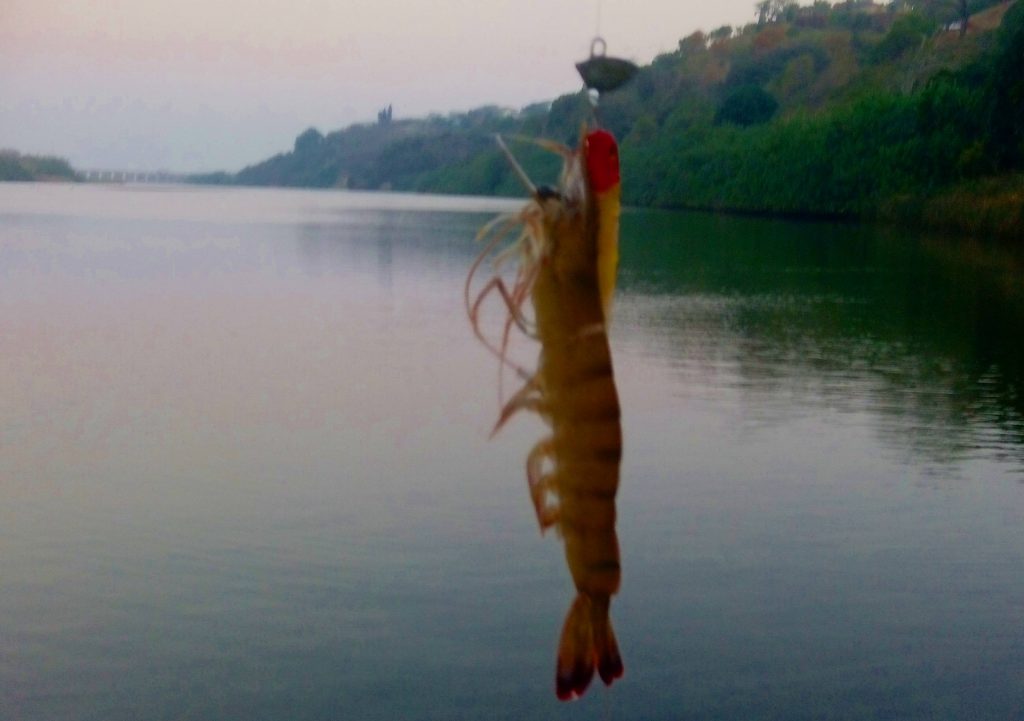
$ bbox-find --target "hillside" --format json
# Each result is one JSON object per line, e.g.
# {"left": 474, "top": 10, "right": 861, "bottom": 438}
{"left": 198, "top": 0, "right": 1024, "bottom": 236}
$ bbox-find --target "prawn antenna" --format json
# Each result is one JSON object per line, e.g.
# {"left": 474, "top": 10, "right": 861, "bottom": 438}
{"left": 496, "top": 135, "right": 537, "bottom": 197}
{"left": 506, "top": 134, "right": 574, "bottom": 160}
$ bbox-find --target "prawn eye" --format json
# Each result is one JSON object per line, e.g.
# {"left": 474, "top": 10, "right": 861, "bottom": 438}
{"left": 584, "top": 129, "right": 620, "bottom": 194}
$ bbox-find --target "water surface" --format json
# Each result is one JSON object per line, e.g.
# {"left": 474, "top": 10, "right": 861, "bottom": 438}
{"left": 1, "top": 183, "right": 1022, "bottom": 720}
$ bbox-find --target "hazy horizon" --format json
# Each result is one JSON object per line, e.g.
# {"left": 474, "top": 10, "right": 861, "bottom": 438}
{"left": 2, "top": 0, "right": 765, "bottom": 173}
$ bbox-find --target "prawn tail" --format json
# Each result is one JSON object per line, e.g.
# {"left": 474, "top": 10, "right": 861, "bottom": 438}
{"left": 555, "top": 594, "right": 623, "bottom": 701}
{"left": 594, "top": 608, "right": 624, "bottom": 687}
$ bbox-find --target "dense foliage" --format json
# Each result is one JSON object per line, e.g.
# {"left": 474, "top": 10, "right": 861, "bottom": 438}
{"left": 0, "top": 150, "right": 78, "bottom": 182}
{"left": 622, "top": 0, "right": 1023, "bottom": 217}
{"left": 204, "top": 0, "right": 1023, "bottom": 233}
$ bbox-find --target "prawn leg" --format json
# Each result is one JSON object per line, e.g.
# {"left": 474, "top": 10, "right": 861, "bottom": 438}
{"left": 492, "top": 376, "right": 547, "bottom": 436}
{"left": 470, "top": 275, "right": 535, "bottom": 339}
{"left": 527, "top": 438, "right": 560, "bottom": 533}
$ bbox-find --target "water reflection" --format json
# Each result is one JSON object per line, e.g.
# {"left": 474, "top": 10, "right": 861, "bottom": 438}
{"left": 618, "top": 210, "right": 1024, "bottom": 474}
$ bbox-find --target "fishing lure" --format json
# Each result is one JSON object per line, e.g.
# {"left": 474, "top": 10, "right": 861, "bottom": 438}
{"left": 465, "top": 127, "right": 624, "bottom": 700}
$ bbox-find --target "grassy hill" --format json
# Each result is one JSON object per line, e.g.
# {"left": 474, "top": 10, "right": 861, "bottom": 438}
{"left": 197, "top": 0, "right": 1024, "bottom": 237}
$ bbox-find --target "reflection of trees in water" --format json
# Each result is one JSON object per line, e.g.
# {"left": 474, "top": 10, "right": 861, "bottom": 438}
{"left": 619, "top": 210, "right": 1024, "bottom": 472}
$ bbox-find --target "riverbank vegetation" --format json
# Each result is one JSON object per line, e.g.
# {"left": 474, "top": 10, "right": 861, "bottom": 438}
{"left": 0, "top": 150, "right": 79, "bottom": 182}
{"left": 201, "top": 0, "right": 1024, "bottom": 238}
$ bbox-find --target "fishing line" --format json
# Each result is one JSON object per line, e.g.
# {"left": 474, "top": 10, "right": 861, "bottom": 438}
{"left": 602, "top": 681, "right": 614, "bottom": 721}
{"left": 591, "top": 0, "right": 604, "bottom": 123}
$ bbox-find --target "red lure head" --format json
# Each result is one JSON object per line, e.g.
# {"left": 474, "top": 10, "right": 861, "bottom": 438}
{"left": 584, "top": 129, "right": 620, "bottom": 194}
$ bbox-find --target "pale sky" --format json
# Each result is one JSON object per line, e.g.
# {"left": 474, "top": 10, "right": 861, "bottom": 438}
{"left": 1, "top": 0, "right": 762, "bottom": 172}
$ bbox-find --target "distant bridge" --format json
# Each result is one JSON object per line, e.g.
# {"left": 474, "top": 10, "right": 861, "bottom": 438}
{"left": 81, "top": 169, "right": 188, "bottom": 184}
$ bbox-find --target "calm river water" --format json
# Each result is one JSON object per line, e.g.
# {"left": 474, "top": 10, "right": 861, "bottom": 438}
{"left": 1, "top": 183, "right": 1022, "bottom": 721}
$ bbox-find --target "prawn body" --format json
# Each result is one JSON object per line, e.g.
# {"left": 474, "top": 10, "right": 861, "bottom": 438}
{"left": 466, "top": 128, "right": 624, "bottom": 700}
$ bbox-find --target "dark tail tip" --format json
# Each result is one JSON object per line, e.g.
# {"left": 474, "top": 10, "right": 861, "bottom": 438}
{"left": 598, "top": 649, "right": 624, "bottom": 685}
{"left": 595, "top": 612, "right": 624, "bottom": 686}
{"left": 556, "top": 659, "right": 596, "bottom": 701}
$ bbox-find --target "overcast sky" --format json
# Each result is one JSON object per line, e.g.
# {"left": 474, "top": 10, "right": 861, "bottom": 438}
{"left": 2, "top": 0, "right": 764, "bottom": 172}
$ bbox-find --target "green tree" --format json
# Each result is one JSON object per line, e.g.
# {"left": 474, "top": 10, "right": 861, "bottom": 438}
{"left": 869, "top": 12, "right": 935, "bottom": 63}
{"left": 294, "top": 128, "right": 324, "bottom": 154}
{"left": 715, "top": 85, "right": 779, "bottom": 126}
{"left": 985, "top": 0, "right": 1024, "bottom": 169}
{"left": 755, "top": 0, "right": 798, "bottom": 25}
